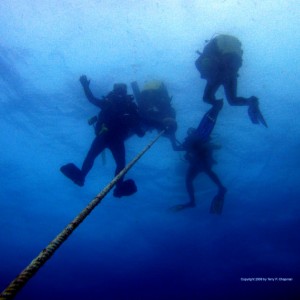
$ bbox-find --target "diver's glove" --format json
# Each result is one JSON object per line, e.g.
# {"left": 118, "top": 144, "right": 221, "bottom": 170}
{"left": 79, "top": 75, "right": 90, "bottom": 88}
{"left": 248, "top": 97, "right": 268, "bottom": 127}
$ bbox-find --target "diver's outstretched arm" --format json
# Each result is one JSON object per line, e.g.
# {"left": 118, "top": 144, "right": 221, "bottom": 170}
{"left": 79, "top": 75, "right": 105, "bottom": 108}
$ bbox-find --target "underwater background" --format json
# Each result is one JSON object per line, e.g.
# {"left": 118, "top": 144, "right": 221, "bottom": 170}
{"left": 0, "top": 1, "right": 299, "bottom": 299}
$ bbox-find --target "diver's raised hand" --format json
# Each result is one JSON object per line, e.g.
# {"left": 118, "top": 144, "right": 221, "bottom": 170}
{"left": 79, "top": 75, "right": 90, "bottom": 88}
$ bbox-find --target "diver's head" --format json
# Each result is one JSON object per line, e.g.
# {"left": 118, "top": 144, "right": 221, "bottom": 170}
{"left": 113, "top": 83, "right": 127, "bottom": 97}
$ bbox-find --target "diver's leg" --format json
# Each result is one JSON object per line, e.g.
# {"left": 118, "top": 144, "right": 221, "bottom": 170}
{"left": 81, "top": 136, "right": 106, "bottom": 178}
{"left": 205, "top": 168, "right": 226, "bottom": 195}
{"left": 225, "top": 76, "right": 267, "bottom": 126}
{"left": 194, "top": 101, "right": 223, "bottom": 143}
{"left": 169, "top": 165, "right": 199, "bottom": 211}
{"left": 224, "top": 76, "right": 253, "bottom": 106}
{"left": 110, "top": 139, "right": 132, "bottom": 198}
{"left": 206, "top": 167, "right": 227, "bottom": 214}
{"left": 185, "top": 166, "right": 199, "bottom": 206}
{"left": 203, "top": 80, "right": 222, "bottom": 105}
{"left": 109, "top": 139, "right": 126, "bottom": 187}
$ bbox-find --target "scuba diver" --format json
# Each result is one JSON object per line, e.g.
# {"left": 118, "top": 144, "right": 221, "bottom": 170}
{"left": 195, "top": 34, "right": 267, "bottom": 127}
{"left": 131, "top": 80, "right": 178, "bottom": 149}
{"left": 60, "top": 75, "right": 145, "bottom": 198}
{"left": 172, "top": 101, "right": 226, "bottom": 214}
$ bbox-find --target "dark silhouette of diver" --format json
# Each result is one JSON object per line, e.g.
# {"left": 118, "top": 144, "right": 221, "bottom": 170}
{"left": 131, "top": 80, "right": 178, "bottom": 149}
{"left": 172, "top": 102, "right": 226, "bottom": 213}
{"left": 195, "top": 34, "right": 267, "bottom": 127}
{"left": 60, "top": 75, "right": 145, "bottom": 197}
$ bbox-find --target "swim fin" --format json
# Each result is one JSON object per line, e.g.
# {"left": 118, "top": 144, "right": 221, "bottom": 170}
{"left": 256, "top": 110, "right": 268, "bottom": 128}
{"left": 248, "top": 97, "right": 268, "bottom": 127}
{"left": 196, "top": 100, "right": 223, "bottom": 142}
{"left": 113, "top": 179, "right": 137, "bottom": 198}
{"left": 209, "top": 193, "right": 225, "bottom": 215}
{"left": 60, "top": 163, "right": 85, "bottom": 186}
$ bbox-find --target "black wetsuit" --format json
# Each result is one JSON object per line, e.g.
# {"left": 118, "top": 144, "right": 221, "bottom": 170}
{"left": 197, "top": 37, "right": 253, "bottom": 107}
{"left": 181, "top": 135, "right": 224, "bottom": 206}
{"left": 173, "top": 105, "right": 226, "bottom": 206}
{"left": 81, "top": 83, "right": 144, "bottom": 190}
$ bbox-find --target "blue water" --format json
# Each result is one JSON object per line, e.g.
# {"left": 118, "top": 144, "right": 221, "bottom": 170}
{"left": 1, "top": 1, "right": 299, "bottom": 299}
